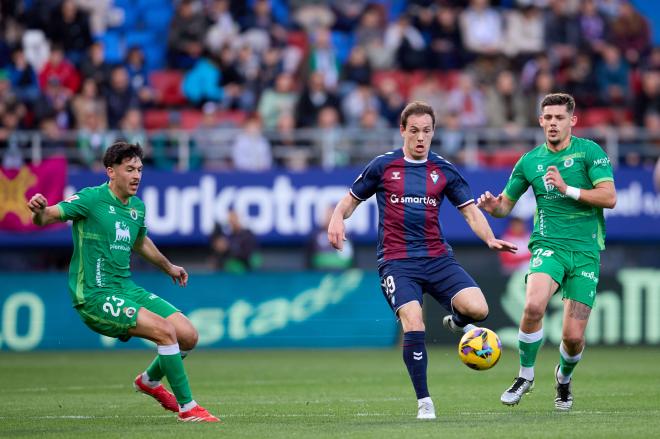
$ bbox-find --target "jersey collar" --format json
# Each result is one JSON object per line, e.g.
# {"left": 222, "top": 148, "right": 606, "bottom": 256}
{"left": 543, "top": 135, "right": 574, "bottom": 154}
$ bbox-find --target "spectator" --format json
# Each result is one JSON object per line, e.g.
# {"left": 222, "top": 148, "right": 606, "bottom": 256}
{"left": 47, "top": 0, "right": 92, "bottom": 64}
{"left": 72, "top": 78, "right": 107, "bottom": 129}
{"left": 459, "top": 0, "right": 503, "bottom": 57}
{"left": 354, "top": 5, "right": 390, "bottom": 69}
{"left": 576, "top": 0, "right": 609, "bottom": 56}
{"left": 544, "top": 0, "right": 580, "bottom": 64}
{"left": 305, "top": 28, "right": 341, "bottom": 90}
{"left": 633, "top": 71, "right": 660, "bottom": 127}
{"left": 376, "top": 77, "right": 405, "bottom": 127}
{"left": 272, "top": 112, "right": 310, "bottom": 170}
{"left": 527, "top": 70, "right": 555, "bottom": 125}
{"left": 34, "top": 77, "right": 74, "bottom": 129}
{"left": 654, "top": 155, "right": 660, "bottom": 192}
{"left": 384, "top": 13, "right": 427, "bottom": 70}
{"left": 340, "top": 45, "right": 372, "bottom": 93}
{"left": 21, "top": 29, "right": 49, "bottom": 73}
{"left": 208, "top": 210, "right": 259, "bottom": 273}
{"left": 292, "top": 1, "right": 335, "bottom": 32}
{"left": 295, "top": 71, "right": 341, "bottom": 128}
{"left": 182, "top": 55, "right": 223, "bottom": 106}
{"left": 79, "top": 42, "right": 112, "bottom": 89}
{"left": 485, "top": 70, "right": 528, "bottom": 131}
{"left": 429, "top": 6, "right": 465, "bottom": 70}
{"left": 565, "top": 52, "right": 599, "bottom": 108}
{"left": 76, "top": 109, "right": 112, "bottom": 169}
{"left": 38, "top": 45, "right": 81, "bottom": 95}
{"left": 119, "top": 108, "right": 146, "bottom": 148}
{"left": 503, "top": 3, "right": 544, "bottom": 64}
{"left": 167, "top": 0, "right": 208, "bottom": 69}
{"left": 39, "top": 117, "right": 68, "bottom": 156}
{"left": 498, "top": 217, "right": 532, "bottom": 275}
{"left": 446, "top": 73, "right": 487, "bottom": 128}
{"left": 205, "top": 0, "right": 239, "bottom": 53}
{"left": 316, "top": 105, "right": 348, "bottom": 167}
{"left": 125, "top": 47, "right": 155, "bottom": 106}
{"left": 231, "top": 116, "right": 272, "bottom": 171}
{"left": 8, "top": 47, "right": 39, "bottom": 104}
{"left": 596, "top": 44, "right": 630, "bottom": 105}
{"left": 341, "top": 81, "right": 380, "bottom": 127}
{"left": 410, "top": 74, "right": 448, "bottom": 122}
{"left": 438, "top": 111, "right": 465, "bottom": 162}
{"left": 610, "top": 1, "right": 651, "bottom": 65}
{"left": 257, "top": 72, "right": 298, "bottom": 130}
{"left": 305, "top": 207, "right": 354, "bottom": 270}
{"left": 104, "top": 66, "right": 139, "bottom": 129}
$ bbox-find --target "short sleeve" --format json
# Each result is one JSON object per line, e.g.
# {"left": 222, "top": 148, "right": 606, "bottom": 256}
{"left": 350, "top": 158, "right": 381, "bottom": 201}
{"left": 443, "top": 164, "right": 474, "bottom": 208}
{"left": 56, "top": 187, "right": 95, "bottom": 221}
{"left": 503, "top": 156, "right": 530, "bottom": 202}
{"left": 586, "top": 142, "right": 614, "bottom": 186}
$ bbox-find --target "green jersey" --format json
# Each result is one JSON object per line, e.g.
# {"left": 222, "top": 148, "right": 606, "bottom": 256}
{"left": 56, "top": 183, "right": 147, "bottom": 305}
{"left": 503, "top": 136, "right": 614, "bottom": 252}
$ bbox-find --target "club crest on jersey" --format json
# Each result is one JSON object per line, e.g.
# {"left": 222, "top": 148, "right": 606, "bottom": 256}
{"left": 430, "top": 170, "right": 439, "bottom": 184}
{"left": 564, "top": 158, "right": 574, "bottom": 168}
{"left": 130, "top": 208, "right": 138, "bottom": 220}
{"left": 391, "top": 171, "right": 401, "bottom": 180}
{"left": 114, "top": 221, "right": 131, "bottom": 242}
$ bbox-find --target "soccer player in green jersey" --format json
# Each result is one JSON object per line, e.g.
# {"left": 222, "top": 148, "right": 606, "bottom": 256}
{"left": 477, "top": 93, "right": 617, "bottom": 411}
{"left": 27, "top": 141, "right": 219, "bottom": 422}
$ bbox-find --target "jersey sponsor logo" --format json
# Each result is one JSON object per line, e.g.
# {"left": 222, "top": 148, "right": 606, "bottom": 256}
{"left": 542, "top": 175, "right": 555, "bottom": 192}
{"left": 564, "top": 158, "right": 574, "bottom": 168}
{"left": 430, "top": 170, "right": 439, "bottom": 184}
{"left": 130, "top": 208, "right": 138, "bottom": 220}
{"left": 108, "top": 206, "right": 116, "bottom": 214}
{"left": 114, "top": 221, "right": 131, "bottom": 243}
{"left": 537, "top": 164, "right": 544, "bottom": 172}
{"left": 581, "top": 271, "right": 598, "bottom": 283}
{"left": 65, "top": 195, "right": 79, "bottom": 203}
{"left": 96, "top": 258, "right": 104, "bottom": 287}
{"left": 593, "top": 157, "right": 611, "bottom": 166}
{"left": 389, "top": 193, "right": 437, "bottom": 207}
{"left": 391, "top": 171, "right": 401, "bottom": 180}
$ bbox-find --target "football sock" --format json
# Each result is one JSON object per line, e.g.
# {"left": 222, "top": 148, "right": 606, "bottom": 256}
{"left": 402, "top": 331, "right": 429, "bottom": 399}
{"left": 518, "top": 328, "right": 543, "bottom": 381}
{"left": 145, "top": 350, "right": 189, "bottom": 382}
{"left": 157, "top": 343, "right": 193, "bottom": 405}
{"left": 179, "top": 400, "right": 198, "bottom": 412}
{"left": 558, "top": 342, "right": 583, "bottom": 384}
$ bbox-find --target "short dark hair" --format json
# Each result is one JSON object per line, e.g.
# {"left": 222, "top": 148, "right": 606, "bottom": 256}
{"left": 400, "top": 101, "right": 436, "bottom": 129}
{"left": 103, "top": 141, "right": 143, "bottom": 168}
{"left": 540, "top": 93, "right": 576, "bottom": 114}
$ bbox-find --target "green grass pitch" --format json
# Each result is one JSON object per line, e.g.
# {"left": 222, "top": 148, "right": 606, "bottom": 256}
{"left": 1, "top": 347, "right": 659, "bottom": 438}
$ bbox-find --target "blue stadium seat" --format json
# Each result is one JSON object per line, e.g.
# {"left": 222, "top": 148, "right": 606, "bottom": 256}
{"left": 97, "top": 31, "right": 124, "bottom": 63}
{"left": 143, "top": 44, "right": 166, "bottom": 71}
{"left": 112, "top": 1, "right": 141, "bottom": 31}
{"left": 142, "top": 7, "right": 174, "bottom": 32}
{"left": 330, "top": 31, "right": 354, "bottom": 66}
{"left": 125, "top": 30, "right": 155, "bottom": 51}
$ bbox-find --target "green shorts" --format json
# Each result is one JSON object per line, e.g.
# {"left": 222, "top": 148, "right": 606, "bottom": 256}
{"left": 527, "top": 245, "right": 600, "bottom": 308}
{"left": 75, "top": 285, "right": 179, "bottom": 341}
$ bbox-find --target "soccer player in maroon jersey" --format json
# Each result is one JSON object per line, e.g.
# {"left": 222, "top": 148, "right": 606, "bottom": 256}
{"left": 328, "top": 101, "right": 517, "bottom": 419}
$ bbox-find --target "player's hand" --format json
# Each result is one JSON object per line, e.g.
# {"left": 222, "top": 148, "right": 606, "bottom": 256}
{"left": 476, "top": 191, "right": 502, "bottom": 215}
{"left": 27, "top": 193, "right": 48, "bottom": 213}
{"left": 486, "top": 238, "right": 518, "bottom": 254}
{"left": 167, "top": 264, "right": 188, "bottom": 287}
{"left": 327, "top": 216, "right": 346, "bottom": 251}
{"left": 544, "top": 166, "right": 567, "bottom": 193}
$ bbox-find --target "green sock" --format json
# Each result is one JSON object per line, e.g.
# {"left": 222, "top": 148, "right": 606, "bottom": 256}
{"left": 158, "top": 345, "right": 193, "bottom": 405}
{"left": 519, "top": 329, "right": 544, "bottom": 367}
{"left": 146, "top": 351, "right": 189, "bottom": 382}
{"left": 559, "top": 343, "right": 582, "bottom": 381}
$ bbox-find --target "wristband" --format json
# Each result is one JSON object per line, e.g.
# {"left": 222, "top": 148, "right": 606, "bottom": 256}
{"left": 565, "top": 185, "right": 581, "bottom": 200}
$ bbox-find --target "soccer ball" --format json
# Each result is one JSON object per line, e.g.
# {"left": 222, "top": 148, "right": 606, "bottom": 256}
{"left": 458, "top": 327, "right": 502, "bottom": 371}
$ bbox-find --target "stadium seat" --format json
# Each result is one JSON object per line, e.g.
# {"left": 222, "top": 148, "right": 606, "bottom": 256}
{"left": 215, "top": 110, "right": 247, "bottom": 127}
{"left": 287, "top": 31, "right": 308, "bottom": 54}
{"left": 372, "top": 70, "right": 410, "bottom": 98}
{"left": 580, "top": 108, "right": 615, "bottom": 127}
{"left": 331, "top": 31, "right": 355, "bottom": 65}
{"left": 487, "top": 149, "right": 525, "bottom": 168}
{"left": 150, "top": 70, "right": 186, "bottom": 106}
{"left": 142, "top": 7, "right": 173, "bottom": 32}
{"left": 124, "top": 30, "right": 155, "bottom": 52}
{"left": 144, "top": 109, "right": 171, "bottom": 130}
{"left": 97, "top": 31, "right": 124, "bottom": 64}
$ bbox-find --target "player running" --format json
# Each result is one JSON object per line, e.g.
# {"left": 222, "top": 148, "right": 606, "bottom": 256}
{"left": 27, "top": 141, "right": 219, "bottom": 422}
{"left": 478, "top": 93, "right": 617, "bottom": 410}
{"left": 328, "top": 101, "right": 517, "bottom": 419}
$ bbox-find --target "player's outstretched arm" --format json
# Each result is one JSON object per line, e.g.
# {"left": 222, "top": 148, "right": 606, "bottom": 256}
{"left": 459, "top": 203, "right": 518, "bottom": 253}
{"left": 544, "top": 166, "right": 616, "bottom": 208}
{"left": 328, "top": 193, "right": 361, "bottom": 251}
{"left": 476, "top": 191, "right": 516, "bottom": 218}
{"left": 133, "top": 235, "right": 188, "bottom": 286}
{"left": 27, "top": 193, "right": 63, "bottom": 226}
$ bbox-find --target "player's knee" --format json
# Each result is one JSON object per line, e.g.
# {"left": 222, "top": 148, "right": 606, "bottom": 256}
{"left": 153, "top": 319, "right": 177, "bottom": 345}
{"left": 468, "top": 302, "right": 489, "bottom": 321}
{"left": 522, "top": 302, "right": 545, "bottom": 322}
{"left": 400, "top": 314, "right": 425, "bottom": 332}
{"left": 562, "top": 335, "right": 584, "bottom": 351}
{"left": 179, "top": 327, "right": 199, "bottom": 351}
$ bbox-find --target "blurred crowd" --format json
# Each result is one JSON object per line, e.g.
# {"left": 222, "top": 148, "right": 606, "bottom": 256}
{"left": 0, "top": 0, "right": 659, "bottom": 170}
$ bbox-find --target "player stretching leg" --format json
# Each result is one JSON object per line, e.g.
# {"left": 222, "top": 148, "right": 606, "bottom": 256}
{"left": 328, "top": 102, "right": 517, "bottom": 419}
{"left": 28, "top": 142, "right": 219, "bottom": 422}
{"left": 478, "top": 93, "right": 616, "bottom": 410}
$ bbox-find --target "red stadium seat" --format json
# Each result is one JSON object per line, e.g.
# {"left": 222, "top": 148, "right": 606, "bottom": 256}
{"left": 580, "top": 108, "right": 615, "bottom": 127}
{"left": 180, "top": 109, "right": 203, "bottom": 130}
{"left": 144, "top": 109, "right": 171, "bottom": 130}
{"left": 150, "top": 70, "right": 186, "bottom": 107}
{"left": 214, "top": 110, "right": 247, "bottom": 127}
{"left": 372, "top": 70, "right": 410, "bottom": 98}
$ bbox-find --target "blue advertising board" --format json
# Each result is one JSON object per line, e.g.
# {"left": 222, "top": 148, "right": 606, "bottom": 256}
{"left": 1, "top": 167, "right": 658, "bottom": 246}
{"left": 0, "top": 271, "right": 398, "bottom": 351}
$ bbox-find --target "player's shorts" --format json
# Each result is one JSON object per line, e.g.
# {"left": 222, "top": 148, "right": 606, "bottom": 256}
{"left": 527, "top": 244, "right": 600, "bottom": 308}
{"left": 377, "top": 256, "right": 478, "bottom": 315}
{"left": 75, "top": 285, "right": 179, "bottom": 341}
